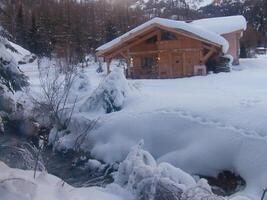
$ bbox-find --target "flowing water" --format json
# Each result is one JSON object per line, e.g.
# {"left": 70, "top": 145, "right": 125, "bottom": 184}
{"left": 0, "top": 133, "right": 113, "bottom": 187}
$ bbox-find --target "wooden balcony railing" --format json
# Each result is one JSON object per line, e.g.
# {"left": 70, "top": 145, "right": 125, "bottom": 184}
{"left": 128, "top": 65, "right": 159, "bottom": 79}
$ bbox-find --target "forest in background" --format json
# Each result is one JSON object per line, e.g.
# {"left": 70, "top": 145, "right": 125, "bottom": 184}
{"left": 0, "top": 0, "right": 266, "bottom": 63}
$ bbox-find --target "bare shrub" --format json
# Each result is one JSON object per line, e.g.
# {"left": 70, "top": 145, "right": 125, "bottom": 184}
{"left": 31, "top": 58, "right": 78, "bottom": 131}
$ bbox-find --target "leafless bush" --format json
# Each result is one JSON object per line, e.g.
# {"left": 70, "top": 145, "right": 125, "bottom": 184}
{"left": 261, "top": 188, "right": 267, "bottom": 200}
{"left": 31, "top": 58, "right": 78, "bottom": 131}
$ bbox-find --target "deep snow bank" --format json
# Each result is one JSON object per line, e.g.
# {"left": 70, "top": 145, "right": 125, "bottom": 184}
{"left": 0, "top": 161, "right": 130, "bottom": 200}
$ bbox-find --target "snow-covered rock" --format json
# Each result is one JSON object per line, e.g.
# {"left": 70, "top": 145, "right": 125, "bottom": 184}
{"left": 114, "top": 141, "right": 224, "bottom": 200}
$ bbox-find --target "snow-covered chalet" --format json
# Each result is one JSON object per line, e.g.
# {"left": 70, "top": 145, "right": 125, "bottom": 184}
{"left": 96, "top": 15, "right": 247, "bottom": 79}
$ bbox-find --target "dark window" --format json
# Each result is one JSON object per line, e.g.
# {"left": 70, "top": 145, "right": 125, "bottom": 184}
{"left": 161, "top": 31, "right": 177, "bottom": 40}
{"left": 146, "top": 35, "right": 157, "bottom": 44}
{"left": 142, "top": 57, "right": 156, "bottom": 69}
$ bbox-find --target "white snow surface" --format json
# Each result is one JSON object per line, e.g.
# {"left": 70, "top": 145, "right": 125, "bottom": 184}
{"left": 20, "top": 55, "right": 267, "bottom": 200}
{"left": 7, "top": 41, "right": 31, "bottom": 63}
{"left": 96, "top": 17, "right": 229, "bottom": 53}
{"left": 191, "top": 15, "right": 247, "bottom": 35}
{"left": 186, "top": 0, "right": 214, "bottom": 9}
{"left": 0, "top": 161, "right": 131, "bottom": 200}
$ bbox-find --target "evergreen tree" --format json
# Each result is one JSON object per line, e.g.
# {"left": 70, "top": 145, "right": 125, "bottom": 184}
{"left": 28, "top": 13, "right": 40, "bottom": 55}
{"left": 105, "top": 20, "right": 117, "bottom": 43}
{"left": 15, "top": 4, "right": 27, "bottom": 48}
{"left": 0, "top": 26, "right": 29, "bottom": 92}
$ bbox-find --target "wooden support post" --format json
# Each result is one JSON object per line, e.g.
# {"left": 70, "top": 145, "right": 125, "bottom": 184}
{"left": 126, "top": 48, "right": 130, "bottom": 78}
{"left": 107, "top": 59, "right": 111, "bottom": 74}
{"left": 202, "top": 47, "right": 216, "bottom": 62}
{"left": 169, "top": 52, "right": 173, "bottom": 77}
{"left": 182, "top": 52, "right": 186, "bottom": 77}
{"left": 199, "top": 49, "right": 204, "bottom": 64}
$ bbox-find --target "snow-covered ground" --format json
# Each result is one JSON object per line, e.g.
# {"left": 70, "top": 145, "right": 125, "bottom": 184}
{"left": 0, "top": 161, "right": 131, "bottom": 200}
{"left": 18, "top": 55, "right": 267, "bottom": 200}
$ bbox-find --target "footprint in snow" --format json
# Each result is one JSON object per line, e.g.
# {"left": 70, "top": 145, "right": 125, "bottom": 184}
{"left": 240, "top": 97, "right": 261, "bottom": 108}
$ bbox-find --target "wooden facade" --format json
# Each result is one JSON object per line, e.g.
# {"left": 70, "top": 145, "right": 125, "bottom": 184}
{"left": 222, "top": 30, "right": 243, "bottom": 65}
{"left": 97, "top": 26, "right": 222, "bottom": 79}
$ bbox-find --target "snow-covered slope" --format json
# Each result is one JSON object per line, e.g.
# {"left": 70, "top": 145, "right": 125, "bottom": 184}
{"left": 7, "top": 41, "right": 36, "bottom": 65}
{"left": 186, "top": 0, "right": 214, "bottom": 9}
{"left": 133, "top": 0, "right": 214, "bottom": 10}
{"left": 87, "top": 57, "right": 267, "bottom": 199}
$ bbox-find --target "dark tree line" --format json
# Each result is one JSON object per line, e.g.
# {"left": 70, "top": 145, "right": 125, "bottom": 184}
{"left": 0, "top": 0, "right": 204, "bottom": 62}
{"left": 0, "top": 0, "right": 146, "bottom": 62}
{"left": 0, "top": 0, "right": 266, "bottom": 61}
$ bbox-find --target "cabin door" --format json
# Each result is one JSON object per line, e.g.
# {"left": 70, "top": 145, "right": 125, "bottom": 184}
{"left": 172, "top": 53, "right": 183, "bottom": 77}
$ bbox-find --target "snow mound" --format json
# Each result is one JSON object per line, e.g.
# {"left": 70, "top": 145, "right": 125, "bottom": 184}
{"left": 114, "top": 141, "right": 229, "bottom": 200}
{"left": 79, "top": 67, "right": 128, "bottom": 113}
{"left": 0, "top": 161, "right": 130, "bottom": 200}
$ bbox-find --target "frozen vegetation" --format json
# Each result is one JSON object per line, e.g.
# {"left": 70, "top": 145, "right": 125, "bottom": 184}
{"left": 80, "top": 67, "right": 129, "bottom": 114}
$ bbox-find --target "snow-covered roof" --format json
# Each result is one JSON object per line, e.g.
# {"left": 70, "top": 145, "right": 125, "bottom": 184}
{"left": 97, "top": 17, "right": 230, "bottom": 54}
{"left": 97, "top": 16, "right": 247, "bottom": 55}
{"left": 190, "top": 15, "right": 247, "bottom": 35}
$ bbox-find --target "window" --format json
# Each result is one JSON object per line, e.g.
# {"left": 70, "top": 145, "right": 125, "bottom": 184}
{"left": 146, "top": 35, "right": 157, "bottom": 44}
{"left": 142, "top": 57, "right": 156, "bottom": 69}
{"left": 161, "top": 31, "right": 177, "bottom": 40}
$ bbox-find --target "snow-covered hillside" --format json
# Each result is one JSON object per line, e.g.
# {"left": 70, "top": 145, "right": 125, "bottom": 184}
{"left": 133, "top": 0, "right": 214, "bottom": 10}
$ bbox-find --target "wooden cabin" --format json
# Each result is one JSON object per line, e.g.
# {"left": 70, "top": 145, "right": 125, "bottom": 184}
{"left": 96, "top": 16, "right": 246, "bottom": 79}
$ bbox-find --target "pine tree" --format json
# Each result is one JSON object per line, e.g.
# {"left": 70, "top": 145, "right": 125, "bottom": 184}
{"left": 28, "top": 13, "right": 40, "bottom": 55}
{"left": 15, "top": 4, "right": 27, "bottom": 48}
{"left": 105, "top": 20, "right": 117, "bottom": 43}
{"left": 0, "top": 26, "right": 29, "bottom": 92}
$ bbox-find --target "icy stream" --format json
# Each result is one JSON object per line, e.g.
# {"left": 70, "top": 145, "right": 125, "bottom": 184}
{"left": 0, "top": 134, "right": 113, "bottom": 187}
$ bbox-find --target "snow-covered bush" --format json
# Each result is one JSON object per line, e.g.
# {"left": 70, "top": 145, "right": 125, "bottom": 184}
{"left": 0, "top": 27, "right": 28, "bottom": 92}
{"left": 48, "top": 115, "right": 96, "bottom": 152}
{"left": 206, "top": 54, "right": 234, "bottom": 74}
{"left": 114, "top": 141, "right": 225, "bottom": 200}
{"left": 31, "top": 58, "right": 81, "bottom": 130}
{"left": 80, "top": 67, "right": 128, "bottom": 113}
